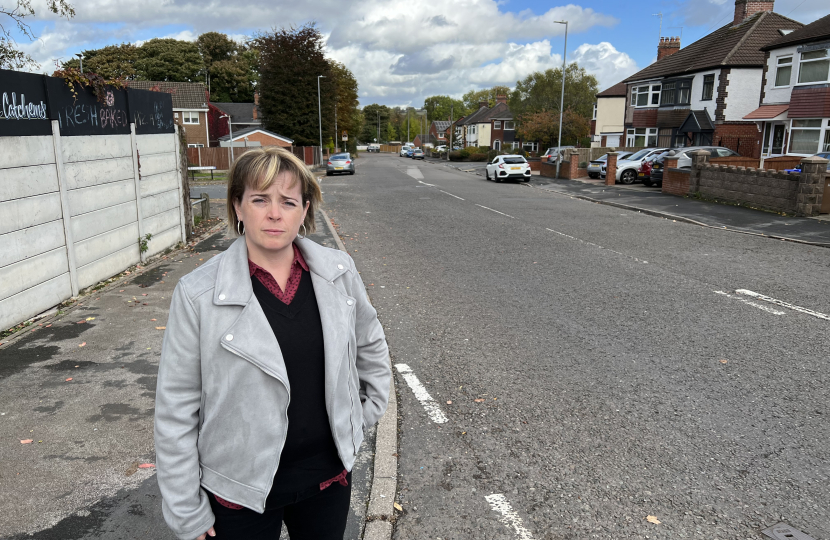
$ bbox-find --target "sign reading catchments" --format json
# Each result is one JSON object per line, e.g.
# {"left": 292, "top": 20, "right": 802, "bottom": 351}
{"left": 0, "top": 69, "right": 51, "bottom": 136}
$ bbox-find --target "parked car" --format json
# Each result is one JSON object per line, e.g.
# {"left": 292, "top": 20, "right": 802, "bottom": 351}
{"left": 612, "top": 148, "right": 668, "bottom": 184}
{"left": 434, "top": 145, "right": 447, "bottom": 152}
{"left": 326, "top": 153, "right": 355, "bottom": 176}
{"left": 400, "top": 145, "right": 413, "bottom": 156}
{"left": 642, "top": 146, "right": 741, "bottom": 187}
{"left": 367, "top": 144, "right": 380, "bottom": 153}
{"left": 405, "top": 148, "right": 416, "bottom": 158}
{"left": 485, "top": 155, "right": 532, "bottom": 182}
{"left": 541, "top": 146, "right": 576, "bottom": 164}
{"left": 412, "top": 148, "right": 425, "bottom": 160}
{"left": 587, "top": 152, "right": 632, "bottom": 179}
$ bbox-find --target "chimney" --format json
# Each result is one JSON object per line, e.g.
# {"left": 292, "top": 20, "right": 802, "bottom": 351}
{"left": 254, "top": 92, "right": 259, "bottom": 105}
{"left": 496, "top": 95, "right": 507, "bottom": 104}
{"left": 733, "top": 0, "right": 774, "bottom": 26}
{"left": 479, "top": 100, "right": 488, "bottom": 109}
{"left": 252, "top": 105, "right": 257, "bottom": 120}
{"left": 657, "top": 37, "right": 681, "bottom": 61}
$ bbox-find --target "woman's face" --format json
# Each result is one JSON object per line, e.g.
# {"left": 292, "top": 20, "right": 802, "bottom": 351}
{"left": 233, "top": 171, "right": 309, "bottom": 257}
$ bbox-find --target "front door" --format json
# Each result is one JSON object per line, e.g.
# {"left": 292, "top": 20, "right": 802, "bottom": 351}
{"left": 763, "top": 123, "right": 786, "bottom": 156}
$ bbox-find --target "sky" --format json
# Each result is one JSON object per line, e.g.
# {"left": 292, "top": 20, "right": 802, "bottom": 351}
{"left": 11, "top": 0, "right": 829, "bottom": 108}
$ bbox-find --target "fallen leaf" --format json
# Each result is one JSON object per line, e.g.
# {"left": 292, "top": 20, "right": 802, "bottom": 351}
{"left": 119, "top": 290, "right": 124, "bottom": 292}
{"left": 142, "top": 294, "right": 148, "bottom": 296}
{"left": 138, "top": 463, "right": 155, "bottom": 469}
{"left": 65, "top": 378, "right": 73, "bottom": 382}
{"left": 646, "top": 516, "right": 661, "bottom": 525}
{"left": 720, "top": 359, "right": 728, "bottom": 364}
{"left": 446, "top": 400, "right": 452, "bottom": 404}
{"left": 85, "top": 317, "right": 95, "bottom": 321}
{"left": 75, "top": 365, "right": 79, "bottom": 368}
{"left": 79, "top": 342, "right": 86, "bottom": 347}
{"left": 77, "top": 320, "right": 86, "bottom": 324}
{"left": 156, "top": 326, "right": 166, "bottom": 330}
{"left": 474, "top": 398, "right": 485, "bottom": 403}
{"left": 150, "top": 319, "right": 157, "bottom": 321}
{"left": 125, "top": 462, "right": 139, "bottom": 476}
{"left": 20, "top": 439, "right": 33, "bottom": 444}
{"left": 394, "top": 502, "right": 403, "bottom": 511}
{"left": 45, "top": 324, "right": 52, "bottom": 328}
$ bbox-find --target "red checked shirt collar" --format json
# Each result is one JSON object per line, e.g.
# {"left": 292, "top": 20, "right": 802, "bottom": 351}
{"left": 247, "top": 244, "right": 309, "bottom": 305}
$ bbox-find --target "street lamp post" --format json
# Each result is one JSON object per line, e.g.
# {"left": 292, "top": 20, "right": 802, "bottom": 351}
{"left": 553, "top": 20, "right": 568, "bottom": 178}
{"left": 220, "top": 114, "right": 234, "bottom": 163}
{"left": 377, "top": 110, "right": 380, "bottom": 146}
{"left": 448, "top": 104, "right": 453, "bottom": 161}
{"left": 75, "top": 53, "right": 83, "bottom": 73}
{"left": 317, "top": 75, "right": 325, "bottom": 165}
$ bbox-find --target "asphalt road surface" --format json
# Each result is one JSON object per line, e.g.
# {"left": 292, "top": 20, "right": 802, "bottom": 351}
{"left": 322, "top": 153, "right": 830, "bottom": 540}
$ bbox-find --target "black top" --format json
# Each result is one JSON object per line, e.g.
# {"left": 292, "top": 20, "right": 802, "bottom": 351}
{"left": 251, "top": 269, "right": 343, "bottom": 504}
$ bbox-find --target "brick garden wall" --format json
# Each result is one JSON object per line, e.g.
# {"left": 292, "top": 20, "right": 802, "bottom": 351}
{"left": 663, "top": 168, "right": 691, "bottom": 196}
{"left": 697, "top": 164, "right": 799, "bottom": 213}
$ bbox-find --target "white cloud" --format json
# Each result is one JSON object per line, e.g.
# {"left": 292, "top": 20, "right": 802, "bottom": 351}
{"left": 571, "top": 42, "right": 640, "bottom": 90}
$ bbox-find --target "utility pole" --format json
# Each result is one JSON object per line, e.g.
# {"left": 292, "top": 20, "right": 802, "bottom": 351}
{"left": 317, "top": 75, "right": 325, "bottom": 165}
{"left": 407, "top": 110, "right": 410, "bottom": 143}
{"left": 334, "top": 101, "right": 338, "bottom": 152}
{"left": 553, "top": 20, "right": 568, "bottom": 178}
{"left": 448, "top": 104, "right": 453, "bottom": 160}
{"left": 377, "top": 110, "right": 380, "bottom": 145}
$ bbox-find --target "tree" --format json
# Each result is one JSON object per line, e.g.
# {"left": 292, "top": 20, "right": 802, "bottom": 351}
{"left": 329, "top": 60, "right": 359, "bottom": 149}
{"left": 516, "top": 109, "right": 590, "bottom": 148}
{"left": 359, "top": 104, "right": 391, "bottom": 143}
{"left": 134, "top": 38, "right": 204, "bottom": 82}
{"left": 509, "top": 63, "right": 598, "bottom": 121}
{"left": 197, "top": 32, "right": 257, "bottom": 103}
{"left": 422, "top": 95, "right": 466, "bottom": 124}
{"left": 461, "top": 86, "right": 511, "bottom": 112}
{"left": 254, "top": 24, "right": 335, "bottom": 146}
{"left": 1, "top": 0, "right": 75, "bottom": 69}
{"left": 63, "top": 43, "right": 138, "bottom": 79}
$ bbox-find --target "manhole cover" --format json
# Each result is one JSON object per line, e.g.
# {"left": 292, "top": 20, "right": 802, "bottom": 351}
{"left": 762, "top": 523, "right": 817, "bottom": 540}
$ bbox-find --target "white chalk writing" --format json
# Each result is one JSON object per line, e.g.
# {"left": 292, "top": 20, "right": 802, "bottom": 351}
{"left": 1, "top": 92, "right": 48, "bottom": 121}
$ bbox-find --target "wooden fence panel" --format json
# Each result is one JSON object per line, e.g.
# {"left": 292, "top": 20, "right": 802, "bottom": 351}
{"left": 762, "top": 156, "right": 803, "bottom": 171}
{"left": 709, "top": 157, "right": 761, "bottom": 168}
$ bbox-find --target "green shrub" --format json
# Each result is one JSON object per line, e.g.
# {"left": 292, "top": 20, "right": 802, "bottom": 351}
{"left": 579, "top": 161, "right": 588, "bottom": 168}
{"left": 449, "top": 151, "right": 462, "bottom": 161}
{"left": 469, "top": 153, "right": 488, "bottom": 162}
{"left": 458, "top": 147, "right": 472, "bottom": 158}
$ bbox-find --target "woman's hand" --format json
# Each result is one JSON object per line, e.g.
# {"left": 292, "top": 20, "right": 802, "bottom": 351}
{"left": 196, "top": 527, "right": 216, "bottom": 539}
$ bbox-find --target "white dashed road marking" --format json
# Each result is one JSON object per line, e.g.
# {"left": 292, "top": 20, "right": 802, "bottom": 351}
{"left": 545, "top": 228, "right": 647, "bottom": 263}
{"left": 394, "top": 364, "right": 448, "bottom": 424}
{"left": 485, "top": 494, "right": 535, "bottom": 540}
{"left": 736, "top": 289, "right": 830, "bottom": 321}
{"left": 714, "top": 291, "right": 786, "bottom": 315}
{"left": 439, "top": 190, "right": 465, "bottom": 200}
{"left": 475, "top": 204, "right": 515, "bottom": 219}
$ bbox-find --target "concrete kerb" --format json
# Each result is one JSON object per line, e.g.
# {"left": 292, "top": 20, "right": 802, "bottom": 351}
{"left": 319, "top": 199, "right": 399, "bottom": 539}
{"left": 521, "top": 182, "right": 830, "bottom": 249}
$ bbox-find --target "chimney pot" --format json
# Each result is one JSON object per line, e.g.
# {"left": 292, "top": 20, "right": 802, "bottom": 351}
{"left": 657, "top": 36, "right": 681, "bottom": 61}
{"left": 733, "top": 0, "right": 774, "bottom": 26}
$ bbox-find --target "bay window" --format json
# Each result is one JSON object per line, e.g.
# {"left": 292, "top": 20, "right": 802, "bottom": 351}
{"left": 626, "top": 127, "right": 658, "bottom": 147}
{"left": 789, "top": 119, "right": 822, "bottom": 154}
{"left": 677, "top": 80, "right": 692, "bottom": 104}
{"left": 504, "top": 121, "right": 515, "bottom": 130}
{"left": 774, "top": 56, "right": 792, "bottom": 87}
{"left": 797, "top": 49, "right": 830, "bottom": 84}
{"left": 661, "top": 82, "right": 676, "bottom": 105}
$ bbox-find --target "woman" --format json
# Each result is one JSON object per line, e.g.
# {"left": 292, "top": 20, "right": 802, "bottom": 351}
{"left": 155, "top": 147, "right": 391, "bottom": 540}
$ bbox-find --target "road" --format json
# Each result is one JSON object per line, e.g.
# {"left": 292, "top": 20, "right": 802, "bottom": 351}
{"left": 322, "top": 153, "right": 830, "bottom": 540}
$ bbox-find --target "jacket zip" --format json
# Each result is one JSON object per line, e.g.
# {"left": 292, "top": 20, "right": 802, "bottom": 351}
{"left": 346, "top": 342, "right": 359, "bottom": 454}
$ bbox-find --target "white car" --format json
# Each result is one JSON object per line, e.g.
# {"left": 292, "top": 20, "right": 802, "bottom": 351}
{"left": 434, "top": 145, "right": 447, "bottom": 152}
{"left": 485, "top": 155, "right": 532, "bottom": 182}
{"left": 614, "top": 148, "right": 668, "bottom": 184}
{"left": 400, "top": 145, "right": 413, "bottom": 156}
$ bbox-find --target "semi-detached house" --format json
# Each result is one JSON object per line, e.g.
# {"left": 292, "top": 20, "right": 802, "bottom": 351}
{"left": 126, "top": 81, "right": 209, "bottom": 148}
{"left": 746, "top": 13, "right": 830, "bottom": 157}
{"left": 622, "top": 0, "right": 802, "bottom": 158}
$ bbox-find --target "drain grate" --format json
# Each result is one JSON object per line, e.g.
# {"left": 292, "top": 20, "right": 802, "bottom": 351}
{"left": 761, "top": 523, "right": 817, "bottom": 540}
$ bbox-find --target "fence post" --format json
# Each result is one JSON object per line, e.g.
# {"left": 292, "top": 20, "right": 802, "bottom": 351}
{"left": 129, "top": 124, "right": 147, "bottom": 262}
{"left": 795, "top": 156, "right": 829, "bottom": 217}
{"left": 51, "top": 120, "right": 80, "bottom": 297}
{"left": 687, "top": 150, "right": 711, "bottom": 194}
{"left": 174, "top": 125, "right": 188, "bottom": 242}
{"left": 198, "top": 146, "right": 202, "bottom": 166}
{"left": 200, "top": 192, "right": 210, "bottom": 222}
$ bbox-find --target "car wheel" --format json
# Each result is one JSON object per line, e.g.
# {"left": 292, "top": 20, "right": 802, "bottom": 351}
{"left": 350, "top": 171, "right": 355, "bottom": 175}
{"left": 642, "top": 178, "right": 653, "bottom": 187}
{"left": 485, "top": 169, "right": 490, "bottom": 180}
{"left": 620, "top": 169, "right": 637, "bottom": 184}
{"left": 326, "top": 172, "right": 332, "bottom": 176}
{"left": 588, "top": 173, "right": 598, "bottom": 179}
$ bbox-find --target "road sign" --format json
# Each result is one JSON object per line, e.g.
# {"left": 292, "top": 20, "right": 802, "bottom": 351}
{"left": 342, "top": 130, "right": 348, "bottom": 142}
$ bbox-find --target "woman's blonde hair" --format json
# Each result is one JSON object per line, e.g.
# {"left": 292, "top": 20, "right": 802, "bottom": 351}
{"left": 226, "top": 147, "right": 322, "bottom": 236}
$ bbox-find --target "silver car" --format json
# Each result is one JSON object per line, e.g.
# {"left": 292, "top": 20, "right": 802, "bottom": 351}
{"left": 587, "top": 152, "right": 632, "bottom": 179}
{"left": 326, "top": 153, "right": 355, "bottom": 176}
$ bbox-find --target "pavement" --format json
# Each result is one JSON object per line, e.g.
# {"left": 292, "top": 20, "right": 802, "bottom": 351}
{"left": 0, "top": 200, "right": 384, "bottom": 540}
{"left": 422, "top": 156, "right": 830, "bottom": 246}
{"left": 322, "top": 152, "right": 830, "bottom": 540}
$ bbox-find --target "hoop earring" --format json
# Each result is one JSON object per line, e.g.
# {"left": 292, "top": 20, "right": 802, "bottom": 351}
{"left": 298, "top": 223, "right": 307, "bottom": 239}
{"left": 237, "top": 221, "right": 244, "bottom": 235}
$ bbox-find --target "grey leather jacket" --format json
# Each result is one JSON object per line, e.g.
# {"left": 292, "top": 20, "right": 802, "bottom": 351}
{"left": 154, "top": 236, "right": 390, "bottom": 540}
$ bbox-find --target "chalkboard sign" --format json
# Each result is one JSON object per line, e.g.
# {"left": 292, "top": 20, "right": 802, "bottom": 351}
{"left": 0, "top": 69, "right": 51, "bottom": 136}
{"left": 127, "top": 88, "right": 174, "bottom": 134}
{"left": 45, "top": 77, "right": 130, "bottom": 136}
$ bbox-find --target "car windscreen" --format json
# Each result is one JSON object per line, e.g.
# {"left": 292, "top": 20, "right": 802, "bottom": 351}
{"left": 626, "top": 149, "right": 651, "bottom": 160}
{"left": 332, "top": 154, "right": 349, "bottom": 160}
{"left": 502, "top": 157, "right": 527, "bottom": 164}
{"left": 593, "top": 154, "right": 607, "bottom": 161}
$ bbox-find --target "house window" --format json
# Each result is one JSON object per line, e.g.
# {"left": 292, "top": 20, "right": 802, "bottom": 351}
{"left": 797, "top": 49, "right": 830, "bottom": 84}
{"left": 774, "top": 56, "right": 793, "bottom": 87}
{"left": 789, "top": 119, "right": 822, "bottom": 154}
{"left": 438, "top": 132, "right": 445, "bottom": 139}
{"left": 494, "top": 121, "right": 502, "bottom": 129}
{"left": 677, "top": 80, "right": 692, "bottom": 104}
{"left": 661, "top": 82, "right": 676, "bottom": 105}
{"left": 182, "top": 111, "right": 199, "bottom": 124}
{"left": 825, "top": 120, "right": 830, "bottom": 152}
{"left": 592, "top": 103, "right": 597, "bottom": 120}
{"left": 702, "top": 74, "right": 715, "bottom": 100}
{"left": 626, "top": 127, "right": 658, "bottom": 147}
{"left": 522, "top": 142, "right": 538, "bottom": 152}
{"left": 504, "top": 121, "right": 515, "bottom": 130}
{"left": 511, "top": 141, "right": 520, "bottom": 149}
{"left": 632, "top": 86, "right": 649, "bottom": 106}
{"left": 651, "top": 85, "right": 661, "bottom": 105}
{"left": 187, "top": 144, "right": 204, "bottom": 148}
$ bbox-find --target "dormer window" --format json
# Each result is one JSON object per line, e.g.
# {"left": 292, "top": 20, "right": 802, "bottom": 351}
{"left": 774, "top": 55, "right": 793, "bottom": 87}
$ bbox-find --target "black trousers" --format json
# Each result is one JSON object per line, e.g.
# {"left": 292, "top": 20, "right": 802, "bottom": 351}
{"left": 208, "top": 472, "right": 352, "bottom": 540}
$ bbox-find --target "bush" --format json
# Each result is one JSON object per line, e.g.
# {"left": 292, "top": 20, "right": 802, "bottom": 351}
{"left": 579, "top": 161, "right": 588, "bottom": 168}
{"left": 458, "top": 147, "right": 472, "bottom": 158}
{"left": 449, "top": 151, "right": 462, "bottom": 161}
{"left": 469, "top": 153, "right": 488, "bottom": 162}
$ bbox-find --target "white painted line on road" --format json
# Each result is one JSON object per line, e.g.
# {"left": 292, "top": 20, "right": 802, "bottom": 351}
{"left": 485, "top": 494, "right": 535, "bottom": 540}
{"left": 394, "top": 364, "right": 448, "bottom": 424}
{"left": 735, "top": 289, "right": 830, "bottom": 321}
{"left": 408, "top": 168, "right": 425, "bottom": 179}
{"left": 439, "top": 190, "right": 465, "bottom": 200}
{"left": 714, "top": 291, "right": 786, "bottom": 315}
{"left": 545, "top": 228, "right": 646, "bottom": 262}
{"left": 476, "top": 204, "right": 515, "bottom": 219}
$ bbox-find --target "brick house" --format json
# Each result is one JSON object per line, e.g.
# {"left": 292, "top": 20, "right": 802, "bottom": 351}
{"left": 458, "top": 96, "right": 540, "bottom": 152}
{"left": 126, "top": 81, "right": 210, "bottom": 147}
{"left": 428, "top": 120, "right": 451, "bottom": 146}
{"left": 621, "top": 0, "right": 803, "bottom": 158}
{"left": 591, "top": 82, "right": 627, "bottom": 147}
{"left": 459, "top": 101, "right": 492, "bottom": 147}
{"left": 212, "top": 93, "right": 261, "bottom": 146}
{"left": 745, "top": 13, "right": 830, "bottom": 157}
{"left": 218, "top": 127, "right": 293, "bottom": 148}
